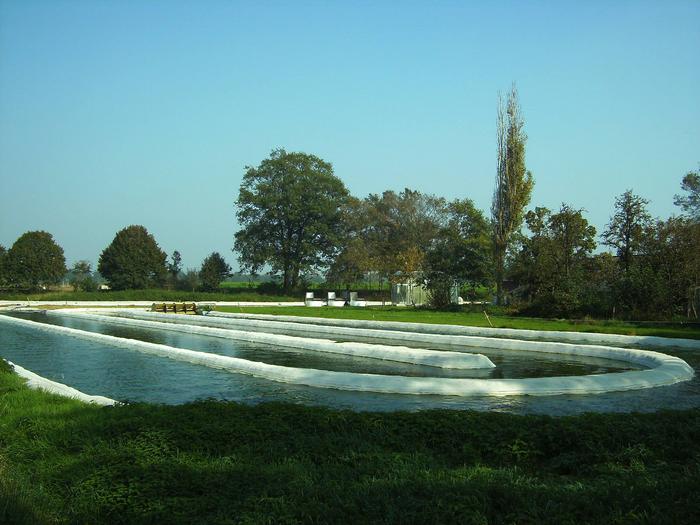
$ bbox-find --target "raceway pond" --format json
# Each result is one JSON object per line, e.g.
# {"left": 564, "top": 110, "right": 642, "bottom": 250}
{"left": 1, "top": 311, "right": 700, "bottom": 415}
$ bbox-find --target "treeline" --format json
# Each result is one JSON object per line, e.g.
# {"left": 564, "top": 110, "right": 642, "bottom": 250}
{"left": 233, "top": 147, "right": 699, "bottom": 319}
{"left": 1, "top": 164, "right": 697, "bottom": 320}
{"left": 0, "top": 226, "right": 233, "bottom": 294}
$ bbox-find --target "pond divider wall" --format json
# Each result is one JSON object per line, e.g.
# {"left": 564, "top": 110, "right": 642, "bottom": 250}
{"left": 3, "top": 359, "right": 116, "bottom": 406}
{"left": 205, "top": 311, "right": 700, "bottom": 350}
{"left": 103, "top": 309, "right": 688, "bottom": 368}
{"left": 47, "top": 311, "right": 494, "bottom": 370}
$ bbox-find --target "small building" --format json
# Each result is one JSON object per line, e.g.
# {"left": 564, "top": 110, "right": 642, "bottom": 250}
{"left": 390, "top": 278, "right": 461, "bottom": 306}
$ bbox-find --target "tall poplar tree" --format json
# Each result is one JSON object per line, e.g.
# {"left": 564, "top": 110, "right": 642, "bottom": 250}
{"left": 491, "top": 84, "right": 534, "bottom": 304}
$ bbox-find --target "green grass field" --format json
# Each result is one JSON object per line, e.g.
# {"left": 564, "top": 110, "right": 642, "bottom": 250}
{"left": 216, "top": 305, "right": 700, "bottom": 340}
{"left": 1, "top": 360, "right": 698, "bottom": 525}
{"left": 0, "top": 288, "right": 298, "bottom": 303}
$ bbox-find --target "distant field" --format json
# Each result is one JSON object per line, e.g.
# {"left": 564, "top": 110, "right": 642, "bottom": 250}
{"left": 219, "top": 281, "right": 260, "bottom": 289}
{"left": 216, "top": 305, "right": 700, "bottom": 339}
{"left": 0, "top": 288, "right": 298, "bottom": 302}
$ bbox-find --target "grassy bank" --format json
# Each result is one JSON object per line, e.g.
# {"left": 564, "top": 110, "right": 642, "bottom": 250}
{"left": 216, "top": 305, "right": 700, "bottom": 340}
{"left": 0, "top": 288, "right": 298, "bottom": 303}
{"left": 1, "top": 362, "right": 699, "bottom": 524}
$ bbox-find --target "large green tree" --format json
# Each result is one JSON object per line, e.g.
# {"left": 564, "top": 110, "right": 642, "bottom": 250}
{"left": 234, "top": 149, "right": 349, "bottom": 290}
{"left": 362, "top": 189, "right": 445, "bottom": 283}
{"left": 510, "top": 205, "right": 596, "bottom": 316}
{"left": 491, "top": 84, "right": 534, "bottom": 305}
{"left": 327, "top": 189, "right": 447, "bottom": 295}
{"left": 98, "top": 225, "right": 168, "bottom": 290}
{"left": 200, "top": 252, "right": 232, "bottom": 291}
{"left": 638, "top": 217, "right": 700, "bottom": 318}
{"left": 325, "top": 198, "right": 374, "bottom": 289}
{"left": 5, "top": 231, "right": 66, "bottom": 289}
{"left": 422, "top": 199, "right": 491, "bottom": 307}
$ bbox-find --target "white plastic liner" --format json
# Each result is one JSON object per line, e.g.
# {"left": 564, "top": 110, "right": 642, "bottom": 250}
{"left": 205, "top": 311, "right": 700, "bottom": 350}
{"left": 48, "top": 311, "right": 494, "bottom": 370}
{"left": 4, "top": 359, "right": 116, "bottom": 406}
{"left": 1, "top": 314, "right": 693, "bottom": 397}
{"left": 101, "top": 309, "right": 692, "bottom": 366}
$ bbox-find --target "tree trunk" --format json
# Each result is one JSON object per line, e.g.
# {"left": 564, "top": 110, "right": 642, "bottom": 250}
{"left": 283, "top": 263, "right": 290, "bottom": 292}
{"left": 494, "top": 242, "right": 505, "bottom": 306}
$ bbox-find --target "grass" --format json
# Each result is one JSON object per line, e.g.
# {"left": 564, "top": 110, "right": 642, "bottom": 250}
{"left": 0, "top": 361, "right": 699, "bottom": 524}
{"left": 216, "top": 305, "right": 700, "bottom": 340}
{"left": 2, "top": 287, "right": 698, "bottom": 340}
{"left": 0, "top": 288, "right": 298, "bottom": 303}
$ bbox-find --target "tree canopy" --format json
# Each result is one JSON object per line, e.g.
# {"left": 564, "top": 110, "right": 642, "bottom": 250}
{"left": 200, "top": 252, "right": 232, "bottom": 291}
{"left": 168, "top": 251, "right": 182, "bottom": 278}
{"left": 69, "top": 260, "right": 96, "bottom": 292}
{"left": 5, "top": 231, "right": 66, "bottom": 288}
{"left": 422, "top": 199, "right": 491, "bottom": 306}
{"left": 98, "top": 225, "right": 168, "bottom": 290}
{"left": 674, "top": 168, "right": 700, "bottom": 221}
{"left": 234, "top": 149, "right": 349, "bottom": 290}
{"left": 510, "top": 205, "right": 596, "bottom": 315}
{"left": 602, "top": 190, "right": 652, "bottom": 274}
{"left": 326, "top": 189, "right": 447, "bottom": 292}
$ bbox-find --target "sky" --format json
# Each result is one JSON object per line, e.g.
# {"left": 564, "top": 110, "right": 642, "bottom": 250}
{"left": 0, "top": 0, "right": 698, "bottom": 271}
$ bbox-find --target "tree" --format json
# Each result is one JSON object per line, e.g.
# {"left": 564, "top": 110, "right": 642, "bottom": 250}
{"left": 638, "top": 217, "right": 700, "bottom": 318}
{"left": 167, "top": 250, "right": 182, "bottom": 288}
{"left": 548, "top": 204, "right": 597, "bottom": 279}
{"left": 69, "top": 260, "right": 97, "bottom": 292}
{"left": 98, "top": 225, "right": 168, "bottom": 290}
{"left": 600, "top": 190, "right": 654, "bottom": 317}
{"left": 234, "top": 149, "right": 350, "bottom": 291}
{"left": 0, "top": 245, "right": 7, "bottom": 286}
{"left": 362, "top": 189, "right": 446, "bottom": 286}
{"left": 6, "top": 231, "right": 66, "bottom": 289}
{"left": 326, "top": 237, "right": 372, "bottom": 289}
{"left": 510, "top": 205, "right": 596, "bottom": 315}
{"left": 602, "top": 190, "right": 652, "bottom": 275}
{"left": 200, "top": 252, "right": 232, "bottom": 291}
{"left": 181, "top": 268, "right": 200, "bottom": 293}
{"left": 491, "top": 84, "right": 534, "bottom": 304}
{"left": 422, "top": 199, "right": 491, "bottom": 307}
{"left": 674, "top": 167, "right": 700, "bottom": 221}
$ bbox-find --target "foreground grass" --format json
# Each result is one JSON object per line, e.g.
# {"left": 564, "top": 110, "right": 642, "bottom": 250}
{"left": 1, "top": 362, "right": 699, "bottom": 524}
{"left": 216, "top": 306, "right": 700, "bottom": 340}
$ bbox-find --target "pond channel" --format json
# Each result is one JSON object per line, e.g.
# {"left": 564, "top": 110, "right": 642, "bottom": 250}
{"left": 2, "top": 312, "right": 699, "bottom": 415}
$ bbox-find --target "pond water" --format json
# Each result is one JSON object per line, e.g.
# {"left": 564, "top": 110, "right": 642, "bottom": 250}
{"left": 1, "top": 312, "right": 699, "bottom": 415}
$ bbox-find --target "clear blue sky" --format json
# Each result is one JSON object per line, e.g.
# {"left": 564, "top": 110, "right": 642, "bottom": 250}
{"left": 1, "top": 0, "right": 698, "bottom": 270}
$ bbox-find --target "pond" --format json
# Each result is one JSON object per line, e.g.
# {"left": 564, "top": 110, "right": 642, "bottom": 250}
{"left": 1, "top": 312, "right": 699, "bottom": 415}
